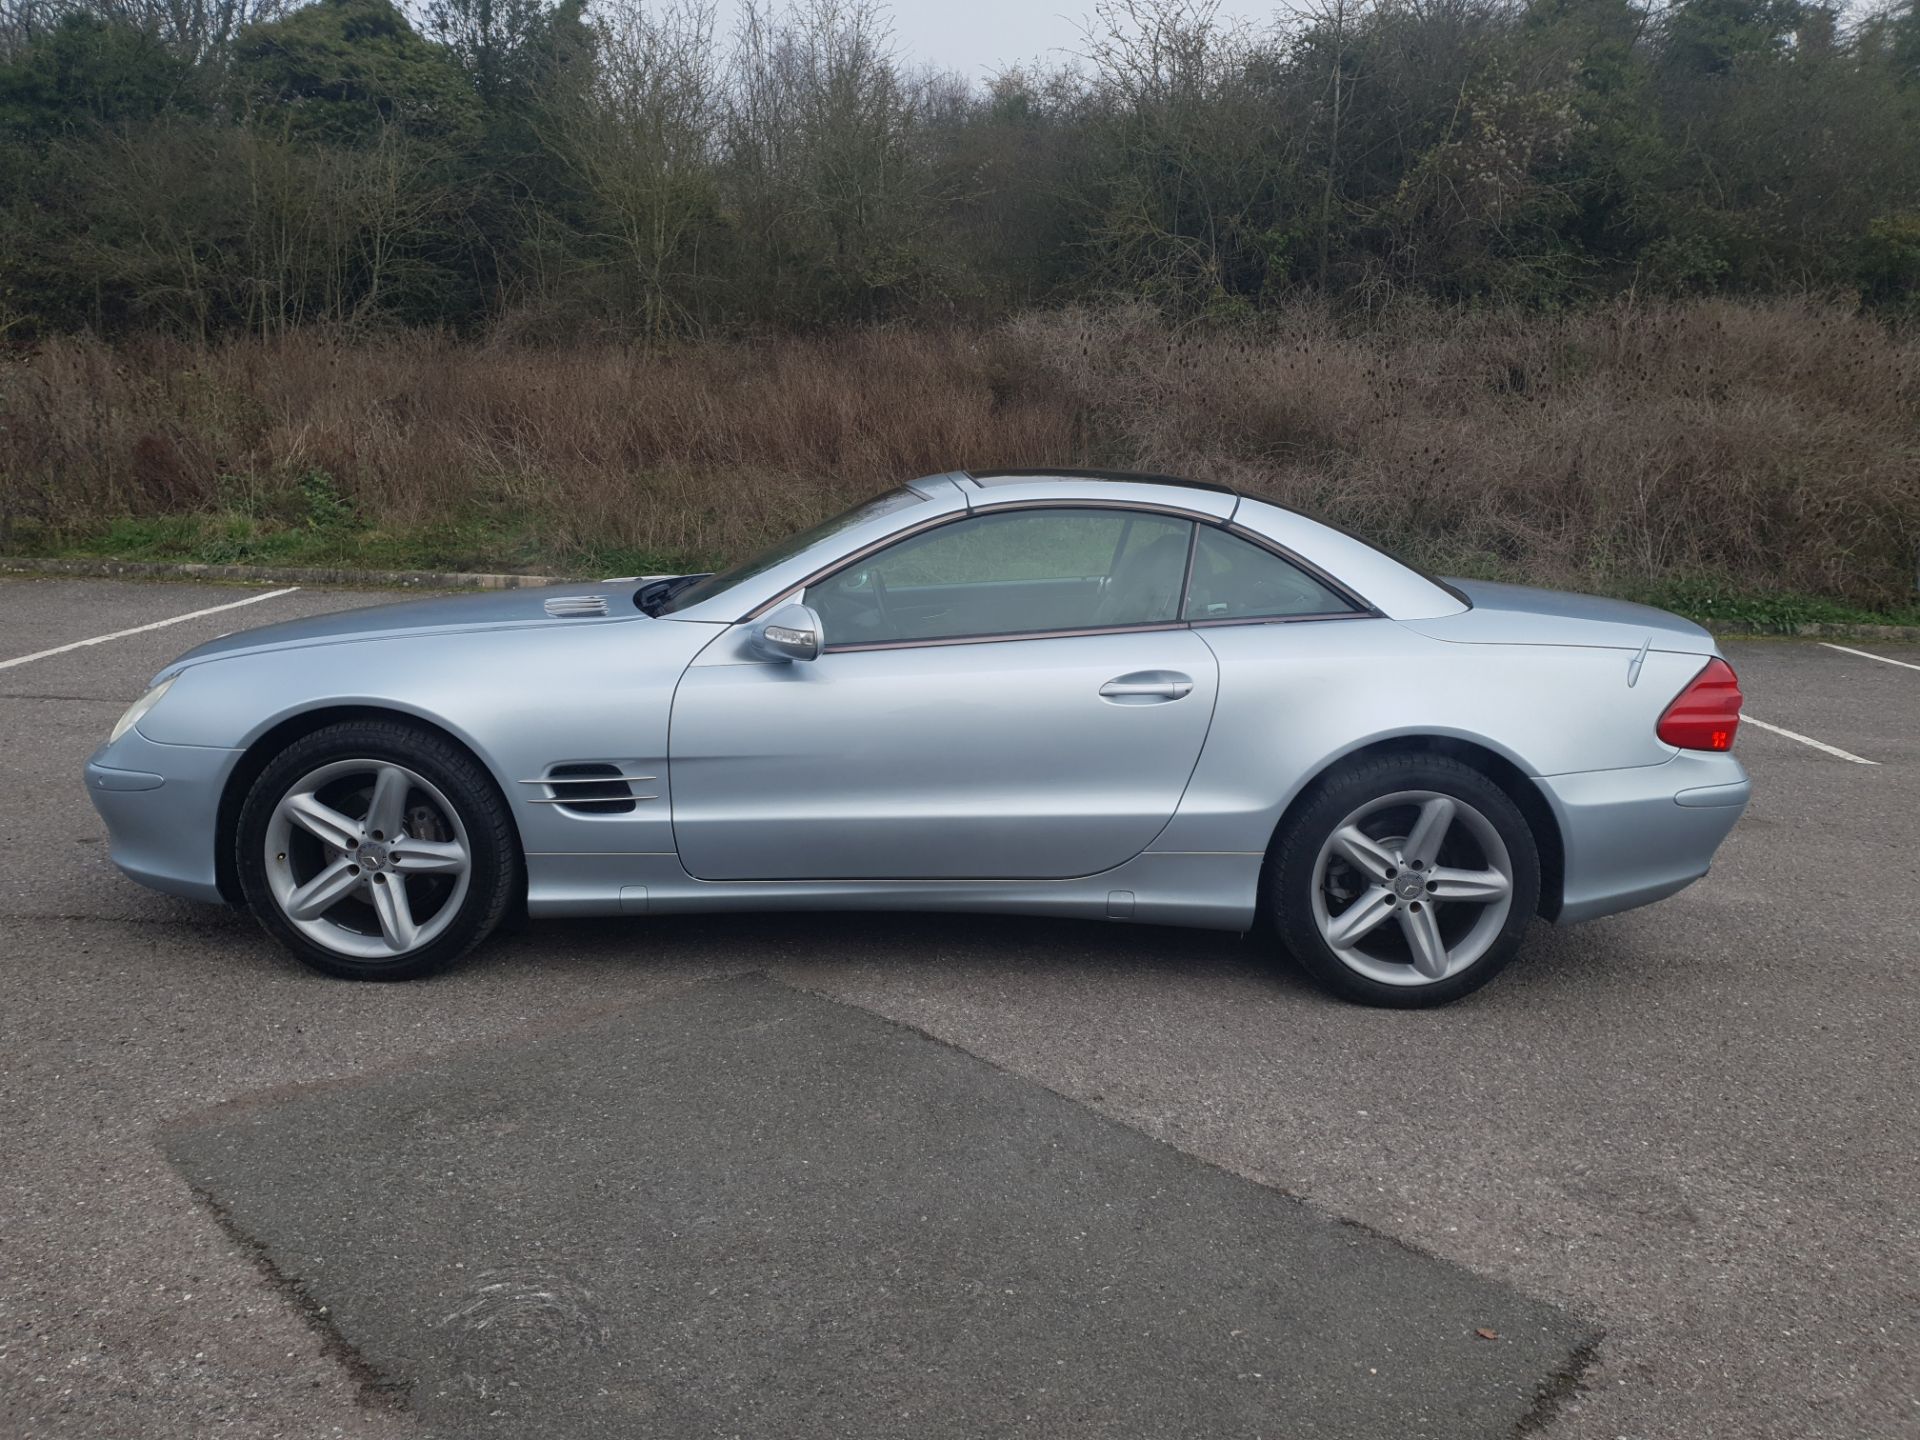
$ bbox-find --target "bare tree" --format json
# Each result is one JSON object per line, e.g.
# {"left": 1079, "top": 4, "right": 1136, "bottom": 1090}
{"left": 0, "top": 0, "right": 68, "bottom": 54}
{"left": 539, "top": 0, "right": 721, "bottom": 338}
{"left": 4, "top": 0, "right": 293, "bottom": 61}
{"left": 724, "top": 0, "right": 935, "bottom": 320}
{"left": 1284, "top": 0, "right": 1373, "bottom": 291}
{"left": 1075, "top": 0, "right": 1297, "bottom": 304}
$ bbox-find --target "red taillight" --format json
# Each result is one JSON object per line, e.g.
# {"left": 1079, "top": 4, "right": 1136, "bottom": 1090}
{"left": 1657, "top": 657, "right": 1743, "bottom": 752}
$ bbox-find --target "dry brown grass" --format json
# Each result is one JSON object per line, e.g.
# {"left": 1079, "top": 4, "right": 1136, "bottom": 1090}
{"left": 3, "top": 298, "right": 1917, "bottom": 604}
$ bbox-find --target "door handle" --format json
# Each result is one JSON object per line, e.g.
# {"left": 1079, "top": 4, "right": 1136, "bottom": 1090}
{"left": 1100, "top": 672, "right": 1195, "bottom": 703}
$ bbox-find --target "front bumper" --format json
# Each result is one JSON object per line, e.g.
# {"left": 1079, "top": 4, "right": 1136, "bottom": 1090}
{"left": 85, "top": 728, "right": 243, "bottom": 905}
{"left": 1540, "top": 750, "right": 1750, "bottom": 925}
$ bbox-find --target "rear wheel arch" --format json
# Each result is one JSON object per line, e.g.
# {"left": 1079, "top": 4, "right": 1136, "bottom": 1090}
{"left": 215, "top": 705, "right": 525, "bottom": 907}
{"left": 1262, "top": 735, "right": 1565, "bottom": 922}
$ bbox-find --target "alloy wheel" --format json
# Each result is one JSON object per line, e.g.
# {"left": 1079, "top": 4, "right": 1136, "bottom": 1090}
{"left": 263, "top": 759, "right": 473, "bottom": 959}
{"left": 1309, "top": 789, "right": 1515, "bottom": 987}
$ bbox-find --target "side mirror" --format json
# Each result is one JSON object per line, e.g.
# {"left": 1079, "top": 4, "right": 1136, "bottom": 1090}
{"left": 749, "top": 603, "right": 823, "bottom": 662}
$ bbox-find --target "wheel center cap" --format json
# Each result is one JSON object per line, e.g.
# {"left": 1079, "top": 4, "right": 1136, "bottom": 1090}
{"left": 358, "top": 843, "right": 387, "bottom": 869}
{"left": 1397, "top": 877, "right": 1423, "bottom": 900}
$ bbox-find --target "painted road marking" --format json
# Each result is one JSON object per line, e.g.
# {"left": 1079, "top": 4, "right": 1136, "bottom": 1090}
{"left": 1744, "top": 716, "right": 1878, "bottom": 766}
{"left": 0, "top": 588, "right": 300, "bottom": 671}
{"left": 1818, "top": 642, "right": 1920, "bottom": 673}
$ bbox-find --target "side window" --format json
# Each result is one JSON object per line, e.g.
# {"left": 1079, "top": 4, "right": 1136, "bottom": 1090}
{"left": 805, "top": 508, "right": 1193, "bottom": 646}
{"left": 1183, "top": 527, "right": 1355, "bottom": 621}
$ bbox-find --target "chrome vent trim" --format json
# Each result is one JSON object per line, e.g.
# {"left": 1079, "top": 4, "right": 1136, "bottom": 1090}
{"left": 519, "top": 763, "right": 656, "bottom": 815}
{"left": 544, "top": 594, "right": 610, "bottom": 618}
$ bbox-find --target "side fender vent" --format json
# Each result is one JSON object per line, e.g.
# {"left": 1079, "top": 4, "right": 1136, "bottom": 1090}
{"left": 521, "top": 762, "right": 656, "bottom": 816}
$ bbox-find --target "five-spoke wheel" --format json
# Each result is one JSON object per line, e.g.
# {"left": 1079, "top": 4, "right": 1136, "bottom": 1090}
{"left": 265, "top": 759, "right": 473, "bottom": 959}
{"left": 1270, "top": 755, "right": 1540, "bottom": 1007}
{"left": 1311, "top": 790, "right": 1515, "bottom": 986}
{"left": 238, "top": 721, "right": 519, "bottom": 980}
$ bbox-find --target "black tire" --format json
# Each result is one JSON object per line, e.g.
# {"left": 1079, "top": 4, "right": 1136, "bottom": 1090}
{"left": 236, "top": 720, "right": 520, "bottom": 981}
{"left": 1265, "top": 753, "right": 1541, "bottom": 1008}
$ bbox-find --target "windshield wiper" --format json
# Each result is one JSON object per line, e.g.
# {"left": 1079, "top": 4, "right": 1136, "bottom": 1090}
{"left": 634, "top": 574, "right": 709, "bottom": 616}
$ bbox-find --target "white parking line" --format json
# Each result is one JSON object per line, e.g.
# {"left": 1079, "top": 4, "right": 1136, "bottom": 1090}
{"left": 0, "top": 588, "right": 300, "bottom": 671}
{"left": 1744, "top": 716, "right": 1878, "bottom": 766}
{"left": 1819, "top": 642, "right": 1920, "bottom": 673}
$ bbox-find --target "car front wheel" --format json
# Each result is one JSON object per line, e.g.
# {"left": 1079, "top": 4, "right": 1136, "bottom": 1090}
{"left": 236, "top": 720, "right": 520, "bottom": 980}
{"left": 1268, "top": 754, "right": 1541, "bottom": 1008}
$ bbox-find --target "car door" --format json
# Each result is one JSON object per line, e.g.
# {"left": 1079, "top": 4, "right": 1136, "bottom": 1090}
{"left": 668, "top": 507, "right": 1221, "bottom": 882}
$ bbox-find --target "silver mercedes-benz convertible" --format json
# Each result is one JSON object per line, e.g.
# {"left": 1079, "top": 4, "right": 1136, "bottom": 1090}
{"left": 86, "top": 469, "right": 1749, "bottom": 1006}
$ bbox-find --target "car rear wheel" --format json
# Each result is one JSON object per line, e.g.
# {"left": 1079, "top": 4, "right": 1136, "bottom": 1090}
{"left": 1267, "top": 754, "right": 1540, "bottom": 1008}
{"left": 236, "top": 720, "right": 520, "bottom": 980}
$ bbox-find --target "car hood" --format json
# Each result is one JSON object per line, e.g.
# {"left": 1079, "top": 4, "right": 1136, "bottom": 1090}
{"left": 1401, "top": 579, "right": 1714, "bottom": 653}
{"left": 164, "top": 580, "right": 660, "bottom": 672}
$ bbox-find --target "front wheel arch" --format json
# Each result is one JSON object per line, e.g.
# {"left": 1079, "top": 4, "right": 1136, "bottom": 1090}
{"left": 215, "top": 705, "right": 526, "bottom": 909}
{"left": 1259, "top": 735, "right": 1565, "bottom": 923}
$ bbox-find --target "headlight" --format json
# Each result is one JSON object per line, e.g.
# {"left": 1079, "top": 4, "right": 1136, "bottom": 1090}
{"left": 109, "top": 675, "right": 177, "bottom": 744}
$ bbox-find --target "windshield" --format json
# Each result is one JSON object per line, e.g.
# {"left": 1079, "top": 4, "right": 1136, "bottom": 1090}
{"left": 657, "top": 488, "right": 924, "bottom": 616}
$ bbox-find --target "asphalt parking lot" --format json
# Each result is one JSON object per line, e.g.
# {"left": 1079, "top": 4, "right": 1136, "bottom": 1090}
{"left": 2, "top": 574, "right": 1916, "bottom": 1439}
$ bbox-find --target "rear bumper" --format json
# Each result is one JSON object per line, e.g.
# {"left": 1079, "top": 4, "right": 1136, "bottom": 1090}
{"left": 85, "top": 728, "right": 242, "bottom": 905}
{"left": 1540, "top": 751, "right": 1750, "bottom": 925}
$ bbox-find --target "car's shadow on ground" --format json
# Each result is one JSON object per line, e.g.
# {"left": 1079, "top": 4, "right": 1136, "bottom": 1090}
{"left": 484, "top": 904, "right": 1663, "bottom": 1012}
{"left": 93, "top": 876, "right": 1687, "bottom": 1017}
{"left": 495, "top": 906, "right": 1284, "bottom": 985}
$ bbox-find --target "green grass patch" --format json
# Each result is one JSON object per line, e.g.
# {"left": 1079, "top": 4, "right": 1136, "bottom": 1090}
{"left": 6, "top": 510, "right": 700, "bottom": 582}
{"left": 1626, "top": 577, "right": 1920, "bottom": 633}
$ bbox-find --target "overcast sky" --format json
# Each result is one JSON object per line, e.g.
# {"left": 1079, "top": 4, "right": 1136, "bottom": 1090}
{"left": 878, "top": 0, "right": 1285, "bottom": 78}
{"left": 710, "top": 0, "right": 1294, "bottom": 80}
{"left": 701, "top": 1, "right": 1879, "bottom": 81}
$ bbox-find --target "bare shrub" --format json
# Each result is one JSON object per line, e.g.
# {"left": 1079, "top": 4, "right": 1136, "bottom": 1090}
{"left": 1008, "top": 297, "right": 1920, "bottom": 603}
{"left": 2, "top": 298, "right": 1914, "bottom": 602}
